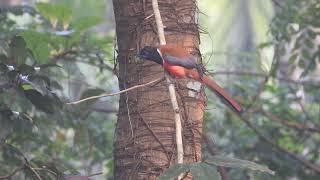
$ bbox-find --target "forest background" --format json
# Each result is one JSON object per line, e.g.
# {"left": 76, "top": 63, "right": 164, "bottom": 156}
{"left": 0, "top": 0, "right": 320, "bottom": 179}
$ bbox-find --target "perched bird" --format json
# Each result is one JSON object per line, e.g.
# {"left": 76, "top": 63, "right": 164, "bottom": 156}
{"left": 138, "top": 44, "right": 242, "bottom": 113}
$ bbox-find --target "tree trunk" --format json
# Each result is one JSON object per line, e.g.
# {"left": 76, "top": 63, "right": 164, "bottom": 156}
{"left": 112, "top": 0, "right": 204, "bottom": 179}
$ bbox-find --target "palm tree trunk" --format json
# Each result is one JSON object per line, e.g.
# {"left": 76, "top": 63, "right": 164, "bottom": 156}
{"left": 112, "top": 0, "right": 204, "bottom": 179}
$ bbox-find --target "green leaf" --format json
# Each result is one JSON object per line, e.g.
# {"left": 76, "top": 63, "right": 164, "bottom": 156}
{"left": 190, "top": 163, "right": 221, "bottom": 180}
{"left": 257, "top": 42, "right": 273, "bottom": 49}
{"left": 22, "top": 84, "right": 33, "bottom": 90}
{"left": 288, "top": 53, "right": 298, "bottom": 65}
{"left": 27, "top": 75, "right": 51, "bottom": 95}
{"left": 307, "top": 29, "right": 317, "bottom": 39}
{"left": 305, "top": 38, "right": 314, "bottom": 49}
{"left": 80, "top": 88, "right": 105, "bottom": 99}
{"left": 36, "top": 3, "right": 55, "bottom": 20}
{"left": 9, "top": 36, "right": 28, "bottom": 65}
{"left": 24, "top": 89, "right": 61, "bottom": 113}
{"left": 301, "top": 48, "right": 311, "bottom": 60}
{"left": 298, "top": 58, "right": 305, "bottom": 68}
{"left": 53, "top": 4, "right": 72, "bottom": 22}
{"left": 18, "top": 64, "right": 35, "bottom": 74}
{"left": 300, "top": 54, "right": 317, "bottom": 78}
{"left": 36, "top": 3, "right": 72, "bottom": 28}
{"left": 20, "top": 31, "right": 50, "bottom": 63}
{"left": 73, "top": 16, "right": 102, "bottom": 32}
{"left": 158, "top": 164, "right": 190, "bottom": 180}
{"left": 0, "top": 54, "right": 8, "bottom": 63}
{"left": 205, "top": 155, "right": 275, "bottom": 175}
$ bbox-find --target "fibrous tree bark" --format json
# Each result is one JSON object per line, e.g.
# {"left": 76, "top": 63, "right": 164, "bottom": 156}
{"left": 112, "top": 0, "right": 204, "bottom": 179}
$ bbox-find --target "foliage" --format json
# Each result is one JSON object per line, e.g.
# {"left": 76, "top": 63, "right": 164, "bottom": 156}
{"left": 271, "top": 0, "right": 320, "bottom": 77}
{"left": 159, "top": 155, "right": 274, "bottom": 180}
{"left": 200, "top": 0, "right": 320, "bottom": 179}
{"left": 0, "top": 2, "right": 115, "bottom": 179}
{"left": 1, "top": 0, "right": 320, "bottom": 179}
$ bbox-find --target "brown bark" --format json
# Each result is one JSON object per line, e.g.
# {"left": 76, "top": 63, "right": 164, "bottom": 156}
{"left": 112, "top": 0, "right": 204, "bottom": 179}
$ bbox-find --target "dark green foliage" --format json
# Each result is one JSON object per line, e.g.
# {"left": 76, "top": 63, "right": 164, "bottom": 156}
{"left": 159, "top": 155, "right": 274, "bottom": 180}
{"left": 271, "top": 0, "right": 320, "bottom": 77}
{"left": 205, "top": 1, "right": 320, "bottom": 179}
{"left": 0, "top": 2, "right": 114, "bottom": 179}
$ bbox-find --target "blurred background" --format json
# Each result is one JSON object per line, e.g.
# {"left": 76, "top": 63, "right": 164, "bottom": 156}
{"left": 1, "top": 0, "right": 319, "bottom": 179}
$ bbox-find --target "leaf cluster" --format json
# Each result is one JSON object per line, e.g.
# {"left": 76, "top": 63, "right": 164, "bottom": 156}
{"left": 0, "top": 2, "right": 115, "bottom": 179}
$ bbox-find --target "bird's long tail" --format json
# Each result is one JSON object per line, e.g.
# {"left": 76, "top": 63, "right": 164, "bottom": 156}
{"left": 201, "top": 75, "right": 242, "bottom": 113}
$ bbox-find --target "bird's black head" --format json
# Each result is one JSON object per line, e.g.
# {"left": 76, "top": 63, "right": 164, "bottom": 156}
{"left": 138, "top": 46, "right": 163, "bottom": 65}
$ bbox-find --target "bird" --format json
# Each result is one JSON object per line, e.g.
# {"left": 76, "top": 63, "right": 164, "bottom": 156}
{"left": 138, "top": 44, "right": 242, "bottom": 113}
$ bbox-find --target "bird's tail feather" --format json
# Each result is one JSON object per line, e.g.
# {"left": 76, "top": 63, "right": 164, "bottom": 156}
{"left": 202, "top": 76, "right": 242, "bottom": 113}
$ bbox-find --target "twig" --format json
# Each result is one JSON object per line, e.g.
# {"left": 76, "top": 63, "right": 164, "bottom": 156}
{"left": 271, "top": 0, "right": 284, "bottom": 9}
{"left": 239, "top": 114, "right": 320, "bottom": 173}
{"left": 209, "top": 70, "right": 320, "bottom": 86}
{"left": 32, "top": 168, "right": 57, "bottom": 178}
{"left": 67, "top": 77, "right": 163, "bottom": 104}
{"left": 288, "top": 86, "right": 315, "bottom": 124}
{"left": 25, "top": 164, "right": 42, "bottom": 180}
{"left": 87, "top": 172, "right": 103, "bottom": 177}
{"left": 96, "top": 53, "right": 117, "bottom": 74}
{"left": 0, "top": 165, "right": 24, "bottom": 179}
{"left": 256, "top": 108, "right": 320, "bottom": 133}
{"left": 151, "top": 0, "right": 184, "bottom": 178}
{"left": 50, "top": 49, "right": 78, "bottom": 61}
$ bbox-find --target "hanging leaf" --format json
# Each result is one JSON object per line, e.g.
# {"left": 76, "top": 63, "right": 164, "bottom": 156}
{"left": 36, "top": 3, "right": 72, "bottom": 29}
{"left": 298, "top": 58, "right": 305, "bottom": 68}
{"left": 54, "top": 4, "right": 72, "bottom": 30}
{"left": 288, "top": 53, "right": 298, "bottom": 65}
{"left": 36, "top": 3, "right": 55, "bottom": 21}
{"left": 20, "top": 31, "right": 50, "bottom": 63}
{"left": 190, "top": 163, "right": 221, "bottom": 180}
{"left": 257, "top": 42, "right": 273, "bottom": 49}
{"left": 159, "top": 162, "right": 222, "bottom": 180}
{"left": 158, "top": 164, "right": 190, "bottom": 180}
{"left": 205, "top": 155, "right": 275, "bottom": 175}
{"left": 24, "top": 89, "right": 61, "bottom": 113}
{"left": 73, "top": 16, "right": 102, "bottom": 32}
{"left": 18, "top": 64, "right": 35, "bottom": 74}
{"left": 9, "top": 36, "right": 29, "bottom": 65}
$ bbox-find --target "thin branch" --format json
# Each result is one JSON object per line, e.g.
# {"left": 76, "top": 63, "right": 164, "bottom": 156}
{"left": 32, "top": 168, "right": 57, "bottom": 178}
{"left": 209, "top": 70, "right": 320, "bottom": 87}
{"left": 96, "top": 53, "right": 117, "bottom": 75}
{"left": 67, "top": 77, "right": 163, "bottom": 104}
{"left": 0, "top": 165, "right": 24, "bottom": 179}
{"left": 256, "top": 108, "right": 320, "bottom": 133}
{"left": 240, "top": 114, "right": 320, "bottom": 173}
{"left": 50, "top": 49, "right": 78, "bottom": 61}
{"left": 87, "top": 172, "right": 103, "bottom": 178}
{"left": 151, "top": 0, "right": 184, "bottom": 176}
{"left": 25, "top": 164, "right": 42, "bottom": 180}
{"left": 271, "top": 0, "right": 284, "bottom": 9}
{"left": 288, "top": 86, "right": 315, "bottom": 125}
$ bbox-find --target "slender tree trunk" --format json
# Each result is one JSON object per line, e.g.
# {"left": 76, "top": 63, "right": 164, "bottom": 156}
{"left": 112, "top": 0, "right": 204, "bottom": 179}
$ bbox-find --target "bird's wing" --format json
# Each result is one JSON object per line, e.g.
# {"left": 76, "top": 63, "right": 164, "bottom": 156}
{"left": 164, "top": 55, "right": 206, "bottom": 79}
{"left": 164, "top": 55, "right": 198, "bottom": 69}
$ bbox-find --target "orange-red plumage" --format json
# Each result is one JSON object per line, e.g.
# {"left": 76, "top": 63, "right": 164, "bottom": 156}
{"left": 138, "top": 44, "right": 242, "bottom": 113}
